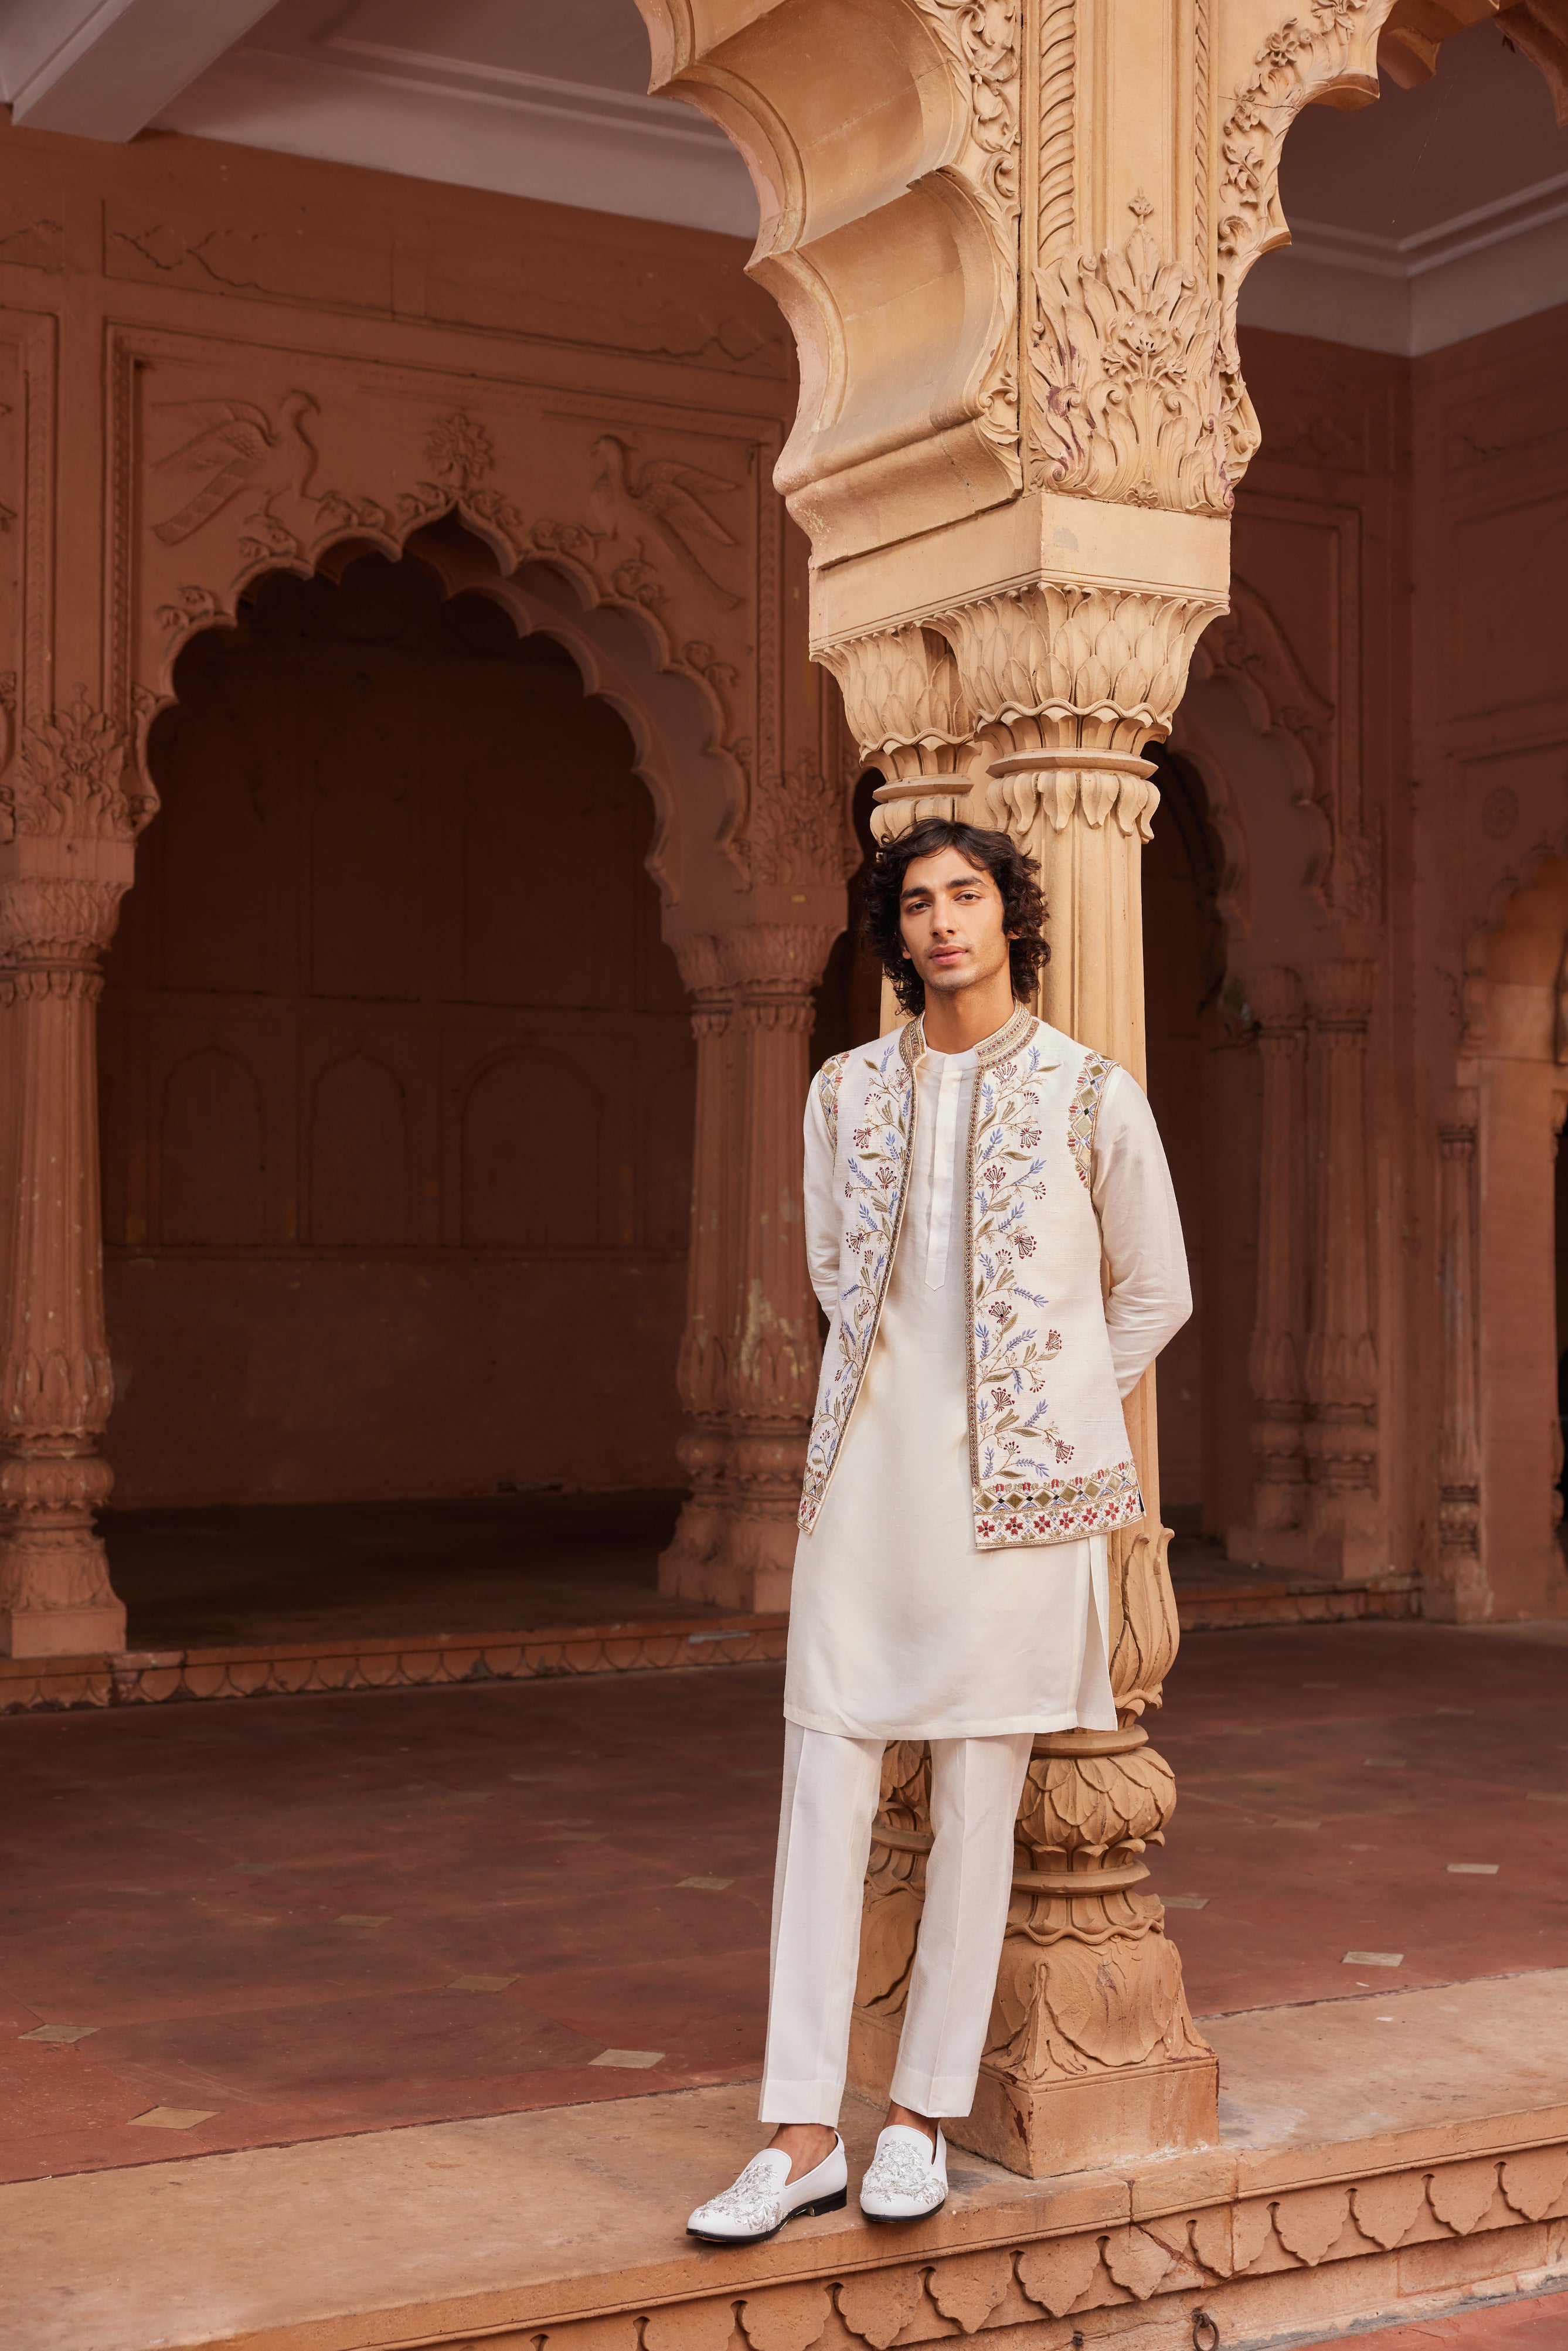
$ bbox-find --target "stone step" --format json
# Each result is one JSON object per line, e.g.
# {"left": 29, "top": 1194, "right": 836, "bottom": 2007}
{"left": 4, "top": 1971, "right": 1564, "bottom": 2351}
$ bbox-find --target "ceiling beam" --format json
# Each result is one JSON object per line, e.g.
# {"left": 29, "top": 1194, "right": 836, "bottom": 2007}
{"left": 3, "top": 0, "right": 278, "bottom": 141}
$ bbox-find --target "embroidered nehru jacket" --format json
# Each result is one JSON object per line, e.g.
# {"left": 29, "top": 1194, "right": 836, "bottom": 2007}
{"left": 800, "top": 1005, "right": 1150, "bottom": 1552}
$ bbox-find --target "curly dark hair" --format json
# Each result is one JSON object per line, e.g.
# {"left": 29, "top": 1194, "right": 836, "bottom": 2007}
{"left": 862, "top": 817, "right": 1049, "bottom": 1017}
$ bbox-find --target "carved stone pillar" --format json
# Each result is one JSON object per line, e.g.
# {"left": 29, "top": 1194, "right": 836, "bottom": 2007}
{"left": 659, "top": 934, "right": 740, "bottom": 1602}
{"left": 0, "top": 693, "right": 152, "bottom": 1656}
{"left": 1229, "top": 966, "right": 1309, "bottom": 1560}
{"left": 1301, "top": 959, "right": 1380, "bottom": 1575}
{"left": 708, "top": 922, "right": 836, "bottom": 1613}
{"left": 1430, "top": 1089, "right": 1484, "bottom": 1620}
{"left": 842, "top": 586, "right": 1220, "bottom": 2174}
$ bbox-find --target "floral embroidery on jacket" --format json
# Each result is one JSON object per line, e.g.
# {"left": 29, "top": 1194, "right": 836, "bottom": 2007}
{"left": 815, "top": 1052, "right": 848, "bottom": 1154}
{"left": 974, "top": 1456, "right": 1144, "bottom": 1548}
{"left": 798, "top": 1016, "right": 1149, "bottom": 1550}
{"left": 1067, "top": 1053, "right": 1115, "bottom": 1187}
{"left": 969, "top": 1036, "right": 1074, "bottom": 1518}
{"left": 798, "top": 1032, "right": 912, "bottom": 1530}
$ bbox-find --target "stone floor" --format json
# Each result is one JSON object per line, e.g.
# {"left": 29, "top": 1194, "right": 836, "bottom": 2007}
{"left": 3, "top": 1617, "right": 1566, "bottom": 2189}
{"left": 1312, "top": 2292, "right": 1568, "bottom": 2343}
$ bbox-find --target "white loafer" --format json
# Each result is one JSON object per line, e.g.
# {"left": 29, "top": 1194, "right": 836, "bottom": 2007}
{"left": 687, "top": 2135, "right": 848, "bottom": 2243}
{"left": 859, "top": 2122, "right": 947, "bottom": 2221}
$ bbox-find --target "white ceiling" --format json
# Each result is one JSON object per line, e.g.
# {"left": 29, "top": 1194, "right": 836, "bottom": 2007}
{"left": 151, "top": 0, "right": 759, "bottom": 240}
{"left": 1241, "top": 21, "right": 1568, "bottom": 353}
{"left": 2, "top": 1, "right": 1564, "bottom": 354}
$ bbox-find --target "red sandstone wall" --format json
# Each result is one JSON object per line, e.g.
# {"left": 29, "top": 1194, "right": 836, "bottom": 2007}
{"left": 1411, "top": 301, "right": 1568, "bottom": 1612}
{"left": 0, "top": 118, "right": 810, "bottom": 1510}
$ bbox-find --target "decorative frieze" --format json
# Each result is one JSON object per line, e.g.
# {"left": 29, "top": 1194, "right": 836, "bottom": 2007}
{"left": 478, "top": 2140, "right": 1568, "bottom": 2351}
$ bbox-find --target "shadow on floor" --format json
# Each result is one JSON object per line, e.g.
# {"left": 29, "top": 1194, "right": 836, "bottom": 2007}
{"left": 103, "top": 1491, "right": 692, "bottom": 1650}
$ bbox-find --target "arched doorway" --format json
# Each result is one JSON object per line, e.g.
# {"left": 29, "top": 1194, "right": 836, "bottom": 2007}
{"left": 96, "top": 535, "right": 698, "bottom": 1641}
{"left": 1448, "top": 852, "right": 1568, "bottom": 1619}
{"left": 1142, "top": 749, "right": 1258, "bottom": 1554}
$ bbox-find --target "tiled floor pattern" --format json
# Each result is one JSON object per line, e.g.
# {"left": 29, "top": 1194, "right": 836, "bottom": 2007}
{"left": 2, "top": 1619, "right": 1565, "bottom": 2186}
{"left": 1300, "top": 2290, "right": 1568, "bottom": 2343}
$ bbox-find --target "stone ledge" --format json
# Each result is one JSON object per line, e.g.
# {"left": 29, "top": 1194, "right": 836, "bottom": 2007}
{"left": 0, "top": 1579, "right": 1421, "bottom": 1712}
{"left": 4, "top": 1973, "right": 1565, "bottom": 2351}
{"left": 0, "top": 1613, "right": 790, "bottom": 1713}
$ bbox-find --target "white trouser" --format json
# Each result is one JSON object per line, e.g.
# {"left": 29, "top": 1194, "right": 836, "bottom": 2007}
{"left": 759, "top": 1721, "right": 1034, "bottom": 2126}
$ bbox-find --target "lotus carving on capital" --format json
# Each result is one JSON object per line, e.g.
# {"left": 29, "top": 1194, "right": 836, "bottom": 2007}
{"left": 1017, "top": 1747, "right": 1175, "bottom": 1855}
{"left": 935, "top": 585, "right": 1220, "bottom": 746}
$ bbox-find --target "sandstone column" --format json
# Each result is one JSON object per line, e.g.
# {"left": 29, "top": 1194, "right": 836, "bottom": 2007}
{"left": 712, "top": 922, "right": 836, "bottom": 1612}
{"left": 659, "top": 934, "right": 740, "bottom": 1602}
{"left": 839, "top": 589, "right": 1221, "bottom": 2173}
{"left": 0, "top": 693, "right": 152, "bottom": 1656}
{"left": 1301, "top": 959, "right": 1380, "bottom": 1575}
{"left": 1230, "top": 966, "right": 1309, "bottom": 1557}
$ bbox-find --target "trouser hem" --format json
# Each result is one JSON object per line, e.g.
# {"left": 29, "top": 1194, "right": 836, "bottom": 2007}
{"left": 888, "top": 2063, "right": 981, "bottom": 2119}
{"left": 759, "top": 2080, "right": 843, "bottom": 2126}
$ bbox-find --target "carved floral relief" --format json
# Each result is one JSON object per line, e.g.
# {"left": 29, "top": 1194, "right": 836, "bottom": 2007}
{"left": 118, "top": 340, "right": 843, "bottom": 903}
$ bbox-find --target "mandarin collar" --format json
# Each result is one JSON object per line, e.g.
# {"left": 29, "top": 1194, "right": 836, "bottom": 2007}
{"left": 899, "top": 1001, "right": 1036, "bottom": 1072}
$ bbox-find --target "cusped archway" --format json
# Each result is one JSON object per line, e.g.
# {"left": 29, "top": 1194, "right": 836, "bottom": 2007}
{"left": 100, "top": 528, "right": 702, "bottom": 1512}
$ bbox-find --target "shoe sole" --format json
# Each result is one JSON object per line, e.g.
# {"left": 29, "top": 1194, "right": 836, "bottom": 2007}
{"left": 688, "top": 2187, "right": 848, "bottom": 2244}
{"left": 861, "top": 2194, "right": 947, "bottom": 2223}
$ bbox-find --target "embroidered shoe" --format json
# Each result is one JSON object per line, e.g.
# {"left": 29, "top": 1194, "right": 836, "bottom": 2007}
{"left": 686, "top": 2135, "right": 848, "bottom": 2243}
{"left": 859, "top": 2122, "right": 948, "bottom": 2221}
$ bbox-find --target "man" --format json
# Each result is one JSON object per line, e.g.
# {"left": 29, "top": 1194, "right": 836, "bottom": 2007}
{"left": 688, "top": 817, "right": 1191, "bottom": 2242}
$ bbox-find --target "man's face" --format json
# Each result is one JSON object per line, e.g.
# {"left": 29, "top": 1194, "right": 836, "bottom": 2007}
{"left": 898, "top": 847, "right": 1012, "bottom": 1000}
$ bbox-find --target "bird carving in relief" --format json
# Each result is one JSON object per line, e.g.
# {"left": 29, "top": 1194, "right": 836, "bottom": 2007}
{"left": 152, "top": 390, "right": 320, "bottom": 546}
{"left": 590, "top": 434, "right": 741, "bottom": 609}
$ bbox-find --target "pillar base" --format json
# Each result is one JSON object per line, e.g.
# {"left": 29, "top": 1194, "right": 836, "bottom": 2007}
{"left": 849, "top": 2005, "right": 1218, "bottom": 2177}
{"left": 1226, "top": 1521, "right": 1393, "bottom": 1581}
{"left": 658, "top": 1508, "right": 795, "bottom": 1613}
{"left": 0, "top": 1599, "right": 127, "bottom": 1657}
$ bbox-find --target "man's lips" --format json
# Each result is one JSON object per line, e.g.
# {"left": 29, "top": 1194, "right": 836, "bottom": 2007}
{"left": 928, "top": 946, "right": 967, "bottom": 964}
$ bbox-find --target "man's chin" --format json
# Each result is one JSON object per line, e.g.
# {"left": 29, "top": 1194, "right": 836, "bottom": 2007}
{"left": 922, "top": 964, "right": 973, "bottom": 994}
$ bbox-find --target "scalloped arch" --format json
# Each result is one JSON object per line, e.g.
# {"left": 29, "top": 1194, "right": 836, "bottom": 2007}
{"left": 135, "top": 502, "right": 746, "bottom": 915}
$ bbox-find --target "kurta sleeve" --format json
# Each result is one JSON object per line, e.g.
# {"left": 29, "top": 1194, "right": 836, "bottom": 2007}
{"left": 1090, "top": 1067, "right": 1192, "bottom": 1397}
{"left": 803, "top": 1062, "right": 841, "bottom": 1320}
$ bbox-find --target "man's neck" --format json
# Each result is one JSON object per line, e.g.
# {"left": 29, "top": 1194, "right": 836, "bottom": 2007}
{"left": 920, "top": 972, "right": 1019, "bottom": 1054}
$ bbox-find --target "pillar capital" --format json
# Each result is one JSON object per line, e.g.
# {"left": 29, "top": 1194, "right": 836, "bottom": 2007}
{"left": 0, "top": 689, "right": 150, "bottom": 970}
{"left": 1302, "top": 956, "right": 1377, "bottom": 1028}
{"left": 1249, "top": 963, "right": 1305, "bottom": 1035}
{"left": 719, "top": 920, "right": 838, "bottom": 1006}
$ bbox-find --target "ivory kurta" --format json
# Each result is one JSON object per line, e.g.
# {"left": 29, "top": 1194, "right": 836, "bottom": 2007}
{"left": 784, "top": 1025, "right": 1191, "bottom": 1742}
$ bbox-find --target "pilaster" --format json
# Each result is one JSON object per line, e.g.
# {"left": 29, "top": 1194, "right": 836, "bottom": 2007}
{"left": 0, "top": 691, "right": 154, "bottom": 1656}
{"left": 1429, "top": 1088, "right": 1483, "bottom": 1622}
{"left": 1301, "top": 957, "right": 1381, "bottom": 1577}
{"left": 659, "top": 933, "right": 741, "bottom": 1602}
{"left": 1228, "top": 966, "right": 1309, "bottom": 1562}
